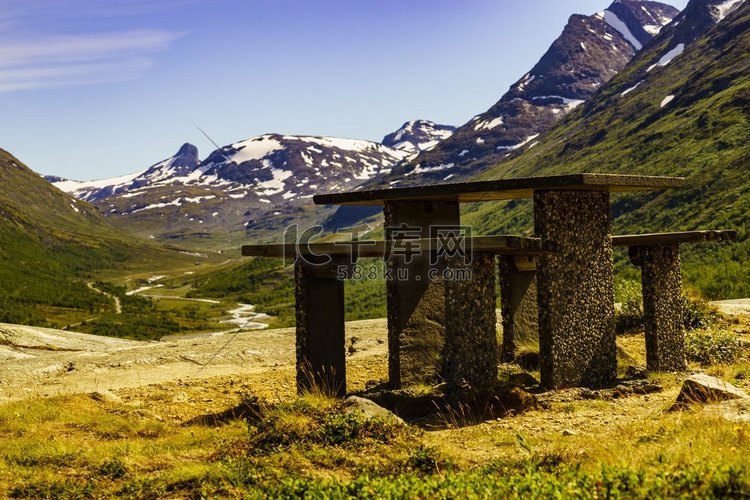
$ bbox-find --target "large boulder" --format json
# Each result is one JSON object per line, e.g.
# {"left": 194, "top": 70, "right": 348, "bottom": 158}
{"left": 344, "top": 396, "right": 405, "bottom": 425}
{"left": 672, "top": 373, "right": 750, "bottom": 410}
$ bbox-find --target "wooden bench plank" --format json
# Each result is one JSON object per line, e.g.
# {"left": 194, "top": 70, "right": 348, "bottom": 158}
{"left": 242, "top": 235, "right": 550, "bottom": 258}
{"left": 612, "top": 230, "right": 737, "bottom": 247}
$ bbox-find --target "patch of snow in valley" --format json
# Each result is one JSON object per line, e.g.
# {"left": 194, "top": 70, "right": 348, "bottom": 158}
{"left": 647, "top": 43, "right": 685, "bottom": 72}
{"left": 661, "top": 95, "right": 675, "bottom": 107}
{"left": 621, "top": 81, "right": 644, "bottom": 96}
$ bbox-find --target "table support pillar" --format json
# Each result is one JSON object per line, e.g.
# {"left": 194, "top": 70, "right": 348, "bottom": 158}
{"left": 384, "top": 200, "right": 460, "bottom": 388}
{"left": 294, "top": 259, "right": 346, "bottom": 397}
{"left": 498, "top": 255, "right": 539, "bottom": 362}
{"left": 630, "top": 245, "right": 686, "bottom": 372}
{"left": 534, "top": 190, "right": 617, "bottom": 389}
{"left": 444, "top": 253, "right": 499, "bottom": 396}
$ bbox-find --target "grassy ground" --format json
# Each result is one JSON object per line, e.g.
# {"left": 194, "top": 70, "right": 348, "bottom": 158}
{"left": 1, "top": 315, "right": 748, "bottom": 498}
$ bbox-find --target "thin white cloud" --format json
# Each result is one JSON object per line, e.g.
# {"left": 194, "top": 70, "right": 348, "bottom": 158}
{"left": 0, "top": 30, "right": 183, "bottom": 68}
{"left": 0, "top": 58, "right": 155, "bottom": 93}
{"left": 0, "top": 30, "right": 184, "bottom": 93}
{"left": 0, "top": 0, "right": 192, "bottom": 93}
{"left": 1, "top": 0, "right": 201, "bottom": 19}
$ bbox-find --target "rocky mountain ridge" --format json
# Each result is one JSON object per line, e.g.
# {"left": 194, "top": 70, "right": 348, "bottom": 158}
{"left": 49, "top": 120, "right": 454, "bottom": 238}
{"left": 379, "top": 0, "right": 680, "bottom": 186}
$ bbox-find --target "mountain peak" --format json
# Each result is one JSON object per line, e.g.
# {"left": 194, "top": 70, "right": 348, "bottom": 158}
{"left": 381, "top": 120, "right": 456, "bottom": 155}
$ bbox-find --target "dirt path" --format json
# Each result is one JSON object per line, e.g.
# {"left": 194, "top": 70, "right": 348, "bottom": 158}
{"left": 87, "top": 282, "right": 122, "bottom": 314}
{"left": 0, "top": 319, "right": 386, "bottom": 404}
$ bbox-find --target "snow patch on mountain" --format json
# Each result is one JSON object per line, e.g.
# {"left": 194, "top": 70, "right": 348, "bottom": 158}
{"left": 229, "top": 136, "right": 284, "bottom": 164}
{"left": 648, "top": 43, "right": 685, "bottom": 71}
{"left": 381, "top": 120, "right": 456, "bottom": 155}
{"left": 621, "top": 80, "right": 644, "bottom": 96}
{"left": 603, "top": 9, "right": 643, "bottom": 49}
{"left": 661, "top": 95, "right": 676, "bottom": 107}
{"left": 711, "top": 0, "right": 746, "bottom": 21}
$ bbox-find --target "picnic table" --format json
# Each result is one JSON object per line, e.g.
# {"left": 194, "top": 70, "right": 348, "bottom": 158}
{"left": 314, "top": 173, "right": 685, "bottom": 390}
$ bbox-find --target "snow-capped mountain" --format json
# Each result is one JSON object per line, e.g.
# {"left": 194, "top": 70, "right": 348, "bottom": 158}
{"left": 48, "top": 143, "right": 200, "bottom": 202}
{"left": 381, "top": 120, "right": 456, "bottom": 155}
{"left": 190, "top": 134, "right": 409, "bottom": 201}
{"left": 380, "top": 0, "right": 680, "bottom": 186}
{"left": 51, "top": 129, "right": 436, "bottom": 238}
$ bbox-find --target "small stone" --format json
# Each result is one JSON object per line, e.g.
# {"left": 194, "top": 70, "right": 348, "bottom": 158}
{"left": 508, "top": 372, "right": 539, "bottom": 388}
{"left": 172, "top": 391, "right": 189, "bottom": 403}
{"left": 90, "top": 390, "right": 122, "bottom": 404}
{"left": 580, "top": 388, "right": 598, "bottom": 400}
{"left": 133, "top": 409, "right": 163, "bottom": 421}
{"left": 625, "top": 365, "right": 648, "bottom": 379}
{"left": 672, "top": 373, "right": 750, "bottom": 410}
{"left": 562, "top": 429, "right": 578, "bottom": 436}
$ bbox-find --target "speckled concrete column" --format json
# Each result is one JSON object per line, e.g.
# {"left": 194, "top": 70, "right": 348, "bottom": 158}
{"left": 444, "top": 253, "right": 499, "bottom": 396}
{"left": 534, "top": 190, "right": 617, "bottom": 389}
{"left": 632, "top": 245, "right": 687, "bottom": 372}
{"left": 294, "top": 259, "right": 346, "bottom": 397}
{"left": 384, "top": 200, "right": 460, "bottom": 388}
{"left": 498, "top": 256, "right": 539, "bottom": 362}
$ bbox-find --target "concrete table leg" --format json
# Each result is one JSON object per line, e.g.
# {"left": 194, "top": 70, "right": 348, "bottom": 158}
{"left": 444, "top": 253, "right": 499, "bottom": 396}
{"left": 534, "top": 190, "right": 617, "bottom": 389}
{"left": 498, "top": 255, "right": 539, "bottom": 362}
{"left": 630, "top": 245, "right": 686, "bottom": 372}
{"left": 294, "top": 259, "right": 346, "bottom": 397}
{"left": 384, "top": 200, "right": 460, "bottom": 388}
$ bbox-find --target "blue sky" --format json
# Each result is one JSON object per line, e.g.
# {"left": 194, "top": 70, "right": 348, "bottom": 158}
{"left": 0, "top": 0, "right": 687, "bottom": 180}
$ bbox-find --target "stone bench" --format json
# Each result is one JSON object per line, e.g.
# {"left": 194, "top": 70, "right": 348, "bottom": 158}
{"left": 501, "top": 230, "right": 737, "bottom": 373}
{"left": 242, "top": 236, "right": 551, "bottom": 398}
{"left": 614, "top": 230, "right": 737, "bottom": 371}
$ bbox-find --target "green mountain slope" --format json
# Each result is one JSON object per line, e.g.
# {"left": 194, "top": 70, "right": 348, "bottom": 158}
{"left": 0, "top": 148, "right": 191, "bottom": 326}
{"left": 460, "top": 0, "right": 750, "bottom": 298}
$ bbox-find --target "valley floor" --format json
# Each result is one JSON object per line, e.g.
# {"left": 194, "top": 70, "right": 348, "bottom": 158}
{"left": 0, "top": 310, "right": 749, "bottom": 497}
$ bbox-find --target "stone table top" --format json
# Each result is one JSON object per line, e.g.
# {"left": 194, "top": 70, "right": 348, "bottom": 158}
{"left": 313, "top": 173, "right": 685, "bottom": 206}
{"left": 242, "top": 235, "right": 551, "bottom": 259}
